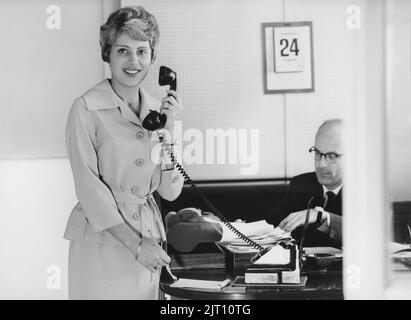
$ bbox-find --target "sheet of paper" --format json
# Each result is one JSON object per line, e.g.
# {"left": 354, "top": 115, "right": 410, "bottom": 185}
{"left": 392, "top": 251, "right": 411, "bottom": 258}
{"left": 253, "top": 245, "right": 291, "bottom": 265}
{"left": 232, "top": 229, "right": 291, "bottom": 244}
{"left": 390, "top": 242, "right": 411, "bottom": 259}
{"left": 219, "top": 243, "right": 259, "bottom": 253}
{"left": 388, "top": 242, "right": 411, "bottom": 254}
{"left": 217, "top": 220, "right": 276, "bottom": 242}
{"left": 170, "top": 278, "right": 228, "bottom": 290}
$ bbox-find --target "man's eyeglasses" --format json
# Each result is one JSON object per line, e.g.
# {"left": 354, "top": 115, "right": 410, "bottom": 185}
{"left": 309, "top": 147, "right": 343, "bottom": 164}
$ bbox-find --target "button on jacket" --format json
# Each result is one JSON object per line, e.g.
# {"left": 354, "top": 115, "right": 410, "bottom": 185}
{"left": 64, "top": 79, "right": 184, "bottom": 246}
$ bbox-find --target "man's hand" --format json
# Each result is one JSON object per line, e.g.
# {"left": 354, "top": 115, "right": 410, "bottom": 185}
{"left": 278, "top": 209, "right": 319, "bottom": 232}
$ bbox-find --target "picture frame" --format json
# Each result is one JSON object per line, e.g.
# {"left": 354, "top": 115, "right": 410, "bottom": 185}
{"left": 262, "top": 21, "right": 314, "bottom": 94}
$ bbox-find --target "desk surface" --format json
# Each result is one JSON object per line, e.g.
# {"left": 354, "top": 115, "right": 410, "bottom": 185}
{"left": 161, "top": 268, "right": 343, "bottom": 300}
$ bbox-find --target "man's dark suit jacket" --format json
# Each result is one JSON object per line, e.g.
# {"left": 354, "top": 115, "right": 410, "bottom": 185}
{"left": 266, "top": 172, "right": 342, "bottom": 248}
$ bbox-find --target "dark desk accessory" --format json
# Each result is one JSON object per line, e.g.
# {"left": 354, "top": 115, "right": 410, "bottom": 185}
{"left": 303, "top": 253, "right": 342, "bottom": 271}
{"left": 216, "top": 243, "right": 256, "bottom": 270}
{"left": 240, "top": 196, "right": 316, "bottom": 284}
{"left": 244, "top": 241, "right": 301, "bottom": 284}
{"left": 169, "top": 251, "right": 226, "bottom": 271}
{"left": 168, "top": 242, "right": 226, "bottom": 271}
{"left": 165, "top": 210, "right": 226, "bottom": 270}
{"left": 241, "top": 195, "right": 325, "bottom": 284}
{"left": 232, "top": 275, "right": 307, "bottom": 288}
{"left": 166, "top": 219, "right": 223, "bottom": 252}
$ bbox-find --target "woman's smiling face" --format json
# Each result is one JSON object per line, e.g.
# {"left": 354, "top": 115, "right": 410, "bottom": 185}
{"left": 109, "top": 32, "right": 152, "bottom": 89}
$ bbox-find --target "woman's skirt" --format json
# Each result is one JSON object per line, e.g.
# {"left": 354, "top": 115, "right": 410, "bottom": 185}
{"left": 68, "top": 240, "right": 160, "bottom": 300}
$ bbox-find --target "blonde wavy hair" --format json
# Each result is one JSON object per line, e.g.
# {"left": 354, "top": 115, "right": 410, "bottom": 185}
{"left": 100, "top": 6, "right": 159, "bottom": 63}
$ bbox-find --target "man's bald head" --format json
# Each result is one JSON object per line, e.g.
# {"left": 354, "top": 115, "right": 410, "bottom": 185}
{"left": 314, "top": 119, "right": 344, "bottom": 190}
{"left": 316, "top": 119, "right": 343, "bottom": 140}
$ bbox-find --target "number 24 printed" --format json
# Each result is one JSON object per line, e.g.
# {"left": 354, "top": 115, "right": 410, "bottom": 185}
{"left": 280, "top": 38, "right": 299, "bottom": 56}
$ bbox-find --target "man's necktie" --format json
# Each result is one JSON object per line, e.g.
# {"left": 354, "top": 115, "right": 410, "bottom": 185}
{"left": 324, "top": 191, "right": 336, "bottom": 213}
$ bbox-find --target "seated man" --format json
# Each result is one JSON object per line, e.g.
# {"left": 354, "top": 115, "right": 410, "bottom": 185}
{"left": 266, "top": 119, "right": 343, "bottom": 248}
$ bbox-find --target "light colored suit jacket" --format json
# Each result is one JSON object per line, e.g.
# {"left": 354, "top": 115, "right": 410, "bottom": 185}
{"left": 64, "top": 79, "right": 183, "bottom": 246}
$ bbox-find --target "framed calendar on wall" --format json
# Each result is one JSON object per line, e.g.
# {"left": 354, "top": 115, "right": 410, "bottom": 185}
{"left": 262, "top": 21, "right": 314, "bottom": 94}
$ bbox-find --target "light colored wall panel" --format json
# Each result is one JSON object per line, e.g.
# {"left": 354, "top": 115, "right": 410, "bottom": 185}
{"left": 0, "top": 0, "right": 103, "bottom": 158}
{"left": 123, "top": 0, "right": 286, "bottom": 180}
{"left": 284, "top": 0, "right": 354, "bottom": 177}
{"left": 386, "top": 0, "right": 411, "bottom": 201}
{"left": 0, "top": 159, "right": 75, "bottom": 299}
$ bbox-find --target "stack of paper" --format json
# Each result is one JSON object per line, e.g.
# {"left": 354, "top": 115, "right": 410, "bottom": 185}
{"left": 252, "top": 244, "right": 291, "bottom": 265}
{"left": 214, "top": 220, "right": 292, "bottom": 253}
{"left": 170, "top": 278, "right": 231, "bottom": 291}
{"left": 389, "top": 242, "right": 411, "bottom": 254}
{"left": 389, "top": 242, "right": 411, "bottom": 264}
{"left": 304, "top": 246, "right": 343, "bottom": 258}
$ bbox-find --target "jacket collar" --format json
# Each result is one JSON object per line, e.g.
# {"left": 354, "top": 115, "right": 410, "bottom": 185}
{"left": 322, "top": 185, "right": 343, "bottom": 197}
{"left": 82, "top": 79, "right": 161, "bottom": 127}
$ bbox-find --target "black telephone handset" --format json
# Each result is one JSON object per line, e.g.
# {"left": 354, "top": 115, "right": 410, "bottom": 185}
{"left": 142, "top": 66, "right": 177, "bottom": 131}
{"left": 159, "top": 65, "right": 177, "bottom": 92}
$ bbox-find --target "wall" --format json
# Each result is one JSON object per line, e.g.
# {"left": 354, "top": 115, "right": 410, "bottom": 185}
{"left": 0, "top": 0, "right": 103, "bottom": 158}
{"left": 0, "top": 0, "right": 103, "bottom": 299}
{"left": 0, "top": 160, "right": 75, "bottom": 299}
{"left": 125, "top": 0, "right": 410, "bottom": 195}
{"left": 283, "top": 0, "right": 353, "bottom": 176}
{"left": 386, "top": 0, "right": 411, "bottom": 201}
{"left": 0, "top": 0, "right": 409, "bottom": 299}
{"left": 124, "top": 0, "right": 286, "bottom": 180}
{"left": 124, "top": 0, "right": 354, "bottom": 180}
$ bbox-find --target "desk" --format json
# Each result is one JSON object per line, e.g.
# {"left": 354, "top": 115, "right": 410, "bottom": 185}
{"left": 161, "top": 268, "right": 343, "bottom": 300}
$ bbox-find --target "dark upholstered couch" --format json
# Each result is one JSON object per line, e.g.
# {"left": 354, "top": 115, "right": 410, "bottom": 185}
{"left": 392, "top": 201, "right": 411, "bottom": 243}
{"left": 160, "top": 179, "right": 290, "bottom": 223}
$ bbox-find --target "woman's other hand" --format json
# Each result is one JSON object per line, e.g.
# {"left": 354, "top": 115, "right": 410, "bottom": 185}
{"left": 136, "top": 237, "right": 171, "bottom": 273}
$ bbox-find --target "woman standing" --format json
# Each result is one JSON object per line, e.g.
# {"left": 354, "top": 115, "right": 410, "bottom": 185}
{"left": 64, "top": 6, "right": 183, "bottom": 299}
